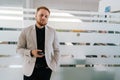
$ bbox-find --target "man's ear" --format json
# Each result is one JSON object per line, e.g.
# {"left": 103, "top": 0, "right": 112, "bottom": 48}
{"left": 35, "top": 12, "right": 37, "bottom": 19}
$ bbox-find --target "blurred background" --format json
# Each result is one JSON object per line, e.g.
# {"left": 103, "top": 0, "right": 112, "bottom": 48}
{"left": 0, "top": 0, "right": 120, "bottom": 80}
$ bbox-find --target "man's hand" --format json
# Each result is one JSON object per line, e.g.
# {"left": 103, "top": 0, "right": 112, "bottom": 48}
{"left": 31, "top": 49, "right": 44, "bottom": 58}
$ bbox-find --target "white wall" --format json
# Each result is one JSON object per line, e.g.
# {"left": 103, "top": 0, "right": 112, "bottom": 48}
{"left": 0, "top": 7, "right": 120, "bottom": 80}
{"left": 99, "top": 0, "right": 120, "bottom": 12}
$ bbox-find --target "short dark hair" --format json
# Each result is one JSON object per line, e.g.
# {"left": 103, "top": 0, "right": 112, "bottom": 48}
{"left": 36, "top": 6, "right": 50, "bottom": 14}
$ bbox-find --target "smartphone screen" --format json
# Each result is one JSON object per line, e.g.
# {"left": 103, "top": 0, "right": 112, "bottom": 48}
{"left": 38, "top": 52, "right": 44, "bottom": 55}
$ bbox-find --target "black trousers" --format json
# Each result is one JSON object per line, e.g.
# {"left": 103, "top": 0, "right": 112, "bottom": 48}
{"left": 24, "top": 67, "right": 52, "bottom": 80}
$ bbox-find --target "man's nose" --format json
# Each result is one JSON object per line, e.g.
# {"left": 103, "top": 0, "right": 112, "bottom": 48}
{"left": 42, "top": 16, "right": 46, "bottom": 19}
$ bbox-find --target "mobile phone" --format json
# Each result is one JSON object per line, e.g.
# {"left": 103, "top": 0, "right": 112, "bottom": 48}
{"left": 38, "top": 52, "right": 44, "bottom": 55}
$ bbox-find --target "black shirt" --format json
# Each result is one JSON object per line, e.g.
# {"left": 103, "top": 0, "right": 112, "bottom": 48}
{"left": 35, "top": 25, "right": 48, "bottom": 67}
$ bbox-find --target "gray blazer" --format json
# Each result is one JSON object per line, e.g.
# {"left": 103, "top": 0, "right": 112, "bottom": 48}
{"left": 16, "top": 25, "right": 60, "bottom": 76}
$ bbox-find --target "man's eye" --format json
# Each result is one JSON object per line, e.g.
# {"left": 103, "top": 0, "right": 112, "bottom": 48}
{"left": 40, "top": 14, "right": 44, "bottom": 17}
{"left": 45, "top": 16, "right": 48, "bottom": 18}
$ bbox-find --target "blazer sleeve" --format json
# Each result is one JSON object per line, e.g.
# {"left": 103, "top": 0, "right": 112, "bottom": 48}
{"left": 53, "top": 30, "right": 60, "bottom": 65}
{"left": 16, "top": 29, "right": 31, "bottom": 58}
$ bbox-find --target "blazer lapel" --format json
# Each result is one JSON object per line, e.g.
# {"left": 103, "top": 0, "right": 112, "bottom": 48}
{"left": 45, "top": 26, "right": 51, "bottom": 60}
{"left": 45, "top": 25, "right": 48, "bottom": 49}
{"left": 31, "top": 26, "right": 37, "bottom": 49}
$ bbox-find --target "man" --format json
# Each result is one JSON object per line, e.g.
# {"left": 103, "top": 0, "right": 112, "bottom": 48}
{"left": 16, "top": 6, "right": 60, "bottom": 80}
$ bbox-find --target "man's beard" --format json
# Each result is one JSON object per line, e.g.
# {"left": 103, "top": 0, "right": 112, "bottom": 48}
{"left": 37, "top": 21, "right": 47, "bottom": 26}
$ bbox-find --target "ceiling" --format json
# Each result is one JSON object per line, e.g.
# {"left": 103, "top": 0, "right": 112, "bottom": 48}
{"left": 0, "top": 0, "right": 23, "bottom": 7}
{"left": 0, "top": 0, "right": 100, "bottom": 12}
{"left": 33, "top": 0, "right": 100, "bottom": 12}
